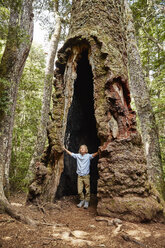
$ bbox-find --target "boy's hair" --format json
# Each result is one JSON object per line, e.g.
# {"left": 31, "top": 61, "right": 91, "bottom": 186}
{"left": 79, "top": 145, "right": 88, "bottom": 153}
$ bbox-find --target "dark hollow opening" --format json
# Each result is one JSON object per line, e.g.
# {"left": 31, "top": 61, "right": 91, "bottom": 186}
{"left": 56, "top": 50, "right": 100, "bottom": 199}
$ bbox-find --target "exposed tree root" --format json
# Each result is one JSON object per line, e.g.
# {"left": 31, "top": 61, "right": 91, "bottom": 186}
{"left": 121, "top": 233, "right": 147, "bottom": 247}
{"left": 0, "top": 199, "right": 36, "bottom": 227}
{"left": 0, "top": 219, "right": 15, "bottom": 223}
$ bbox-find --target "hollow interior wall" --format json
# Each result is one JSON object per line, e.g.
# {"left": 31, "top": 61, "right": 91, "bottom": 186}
{"left": 56, "top": 50, "right": 100, "bottom": 198}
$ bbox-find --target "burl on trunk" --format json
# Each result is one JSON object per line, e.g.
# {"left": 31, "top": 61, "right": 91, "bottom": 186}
{"left": 28, "top": 0, "right": 164, "bottom": 222}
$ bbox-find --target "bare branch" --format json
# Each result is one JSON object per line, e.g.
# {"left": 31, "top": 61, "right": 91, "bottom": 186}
{"left": 142, "top": 27, "right": 164, "bottom": 51}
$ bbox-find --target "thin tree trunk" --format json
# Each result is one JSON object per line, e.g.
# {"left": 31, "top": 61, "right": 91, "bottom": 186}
{"left": 0, "top": 0, "right": 33, "bottom": 196}
{"left": 0, "top": 0, "right": 36, "bottom": 224}
{"left": 123, "top": 0, "right": 165, "bottom": 198}
{"left": 0, "top": 158, "right": 6, "bottom": 203}
{"left": 26, "top": 3, "right": 61, "bottom": 183}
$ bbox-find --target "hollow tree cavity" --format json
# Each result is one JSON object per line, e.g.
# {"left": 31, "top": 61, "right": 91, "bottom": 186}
{"left": 56, "top": 50, "right": 100, "bottom": 198}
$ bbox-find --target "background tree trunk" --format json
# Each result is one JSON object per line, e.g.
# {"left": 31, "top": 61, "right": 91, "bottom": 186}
{"left": 28, "top": 0, "right": 164, "bottom": 222}
{"left": 0, "top": 0, "right": 36, "bottom": 225}
{"left": 0, "top": 0, "right": 33, "bottom": 196}
{"left": 123, "top": 0, "right": 165, "bottom": 199}
{"left": 26, "top": 2, "right": 61, "bottom": 183}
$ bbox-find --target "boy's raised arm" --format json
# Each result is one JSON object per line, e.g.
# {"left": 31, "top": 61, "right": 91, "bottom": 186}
{"left": 63, "top": 146, "right": 72, "bottom": 156}
{"left": 92, "top": 151, "right": 99, "bottom": 158}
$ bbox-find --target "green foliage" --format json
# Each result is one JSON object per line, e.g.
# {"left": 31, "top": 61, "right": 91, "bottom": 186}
{"left": 130, "top": 0, "right": 165, "bottom": 169}
{"left": 10, "top": 44, "right": 46, "bottom": 191}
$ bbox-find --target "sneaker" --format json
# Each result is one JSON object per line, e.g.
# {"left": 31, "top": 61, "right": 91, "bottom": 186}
{"left": 84, "top": 201, "right": 89, "bottom": 209}
{"left": 77, "top": 200, "right": 85, "bottom": 208}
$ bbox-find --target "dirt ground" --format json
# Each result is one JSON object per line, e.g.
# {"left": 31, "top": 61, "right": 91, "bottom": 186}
{"left": 0, "top": 193, "right": 165, "bottom": 248}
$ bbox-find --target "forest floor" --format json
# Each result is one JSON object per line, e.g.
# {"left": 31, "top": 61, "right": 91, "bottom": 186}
{"left": 0, "top": 193, "right": 165, "bottom": 248}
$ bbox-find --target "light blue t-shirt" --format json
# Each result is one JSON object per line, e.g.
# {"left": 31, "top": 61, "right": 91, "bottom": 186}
{"left": 71, "top": 153, "right": 94, "bottom": 176}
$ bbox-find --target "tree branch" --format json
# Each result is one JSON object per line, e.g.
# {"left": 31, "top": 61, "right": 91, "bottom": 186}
{"left": 142, "top": 28, "right": 164, "bottom": 51}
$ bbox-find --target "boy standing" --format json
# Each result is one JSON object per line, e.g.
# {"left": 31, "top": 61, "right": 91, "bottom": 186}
{"left": 63, "top": 145, "right": 98, "bottom": 209}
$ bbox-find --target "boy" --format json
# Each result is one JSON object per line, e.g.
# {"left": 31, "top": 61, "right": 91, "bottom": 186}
{"left": 63, "top": 145, "right": 98, "bottom": 209}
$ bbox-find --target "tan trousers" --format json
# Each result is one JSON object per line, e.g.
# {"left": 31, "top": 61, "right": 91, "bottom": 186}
{"left": 77, "top": 175, "right": 90, "bottom": 202}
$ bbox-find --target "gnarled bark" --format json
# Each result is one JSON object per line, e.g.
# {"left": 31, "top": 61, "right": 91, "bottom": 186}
{"left": 28, "top": 0, "right": 164, "bottom": 222}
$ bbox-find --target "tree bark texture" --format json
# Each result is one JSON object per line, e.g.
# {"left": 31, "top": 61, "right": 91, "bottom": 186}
{"left": 26, "top": 4, "right": 61, "bottom": 183}
{"left": 0, "top": 0, "right": 33, "bottom": 196}
{"left": 28, "top": 0, "right": 164, "bottom": 222}
{"left": 123, "top": 0, "right": 165, "bottom": 199}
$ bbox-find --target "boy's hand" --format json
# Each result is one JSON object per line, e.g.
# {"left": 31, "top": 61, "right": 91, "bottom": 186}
{"left": 92, "top": 151, "right": 99, "bottom": 158}
{"left": 63, "top": 146, "right": 72, "bottom": 156}
{"left": 63, "top": 146, "right": 65, "bottom": 151}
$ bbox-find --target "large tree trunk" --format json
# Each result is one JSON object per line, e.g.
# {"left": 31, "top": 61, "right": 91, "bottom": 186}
{"left": 123, "top": 0, "right": 165, "bottom": 199}
{"left": 0, "top": 0, "right": 33, "bottom": 196}
{"left": 28, "top": 0, "right": 164, "bottom": 222}
{"left": 26, "top": 3, "right": 61, "bottom": 183}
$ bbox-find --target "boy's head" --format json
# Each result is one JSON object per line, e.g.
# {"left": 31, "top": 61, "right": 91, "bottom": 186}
{"left": 79, "top": 145, "right": 88, "bottom": 155}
